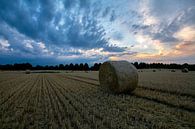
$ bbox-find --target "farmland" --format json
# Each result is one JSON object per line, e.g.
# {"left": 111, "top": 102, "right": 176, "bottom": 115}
{"left": 0, "top": 70, "right": 195, "bottom": 129}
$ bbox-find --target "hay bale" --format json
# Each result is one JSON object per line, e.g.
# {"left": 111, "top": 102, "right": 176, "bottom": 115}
{"left": 99, "top": 61, "right": 138, "bottom": 93}
{"left": 25, "top": 69, "right": 30, "bottom": 74}
{"left": 182, "top": 68, "right": 189, "bottom": 73}
{"left": 171, "top": 69, "right": 176, "bottom": 72}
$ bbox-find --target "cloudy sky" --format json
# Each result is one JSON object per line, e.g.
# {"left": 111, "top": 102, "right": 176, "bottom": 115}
{"left": 0, "top": 0, "right": 195, "bottom": 65}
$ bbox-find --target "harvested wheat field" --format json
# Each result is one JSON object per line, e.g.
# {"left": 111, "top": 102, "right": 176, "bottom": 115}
{"left": 0, "top": 70, "right": 195, "bottom": 129}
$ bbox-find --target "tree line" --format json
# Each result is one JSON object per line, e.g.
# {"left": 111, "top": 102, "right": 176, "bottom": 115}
{"left": 133, "top": 62, "right": 195, "bottom": 71}
{"left": 0, "top": 62, "right": 195, "bottom": 71}
{"left": 0, "top": 63, "right": 101, "bottom": 71}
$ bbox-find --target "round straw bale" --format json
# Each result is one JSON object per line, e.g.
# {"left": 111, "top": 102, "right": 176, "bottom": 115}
{"left": 25, "top": 69, "right": 30, "bottom": 74}
{"left": 99, "top": 61, "right": 138, "bottom": 93}
{"left": 182, "top": 68, "right": 189, "bottom": 73}
{"left": 171, "top": 69, "right": 176, "bottom": 72}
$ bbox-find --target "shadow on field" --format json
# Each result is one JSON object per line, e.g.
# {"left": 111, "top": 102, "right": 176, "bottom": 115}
{"left": 63, "top": 75, "right": 195, "bottom": 113}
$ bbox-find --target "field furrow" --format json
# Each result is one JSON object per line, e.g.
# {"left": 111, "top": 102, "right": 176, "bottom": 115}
{"left": 65, "top": 74, "right": 195, "bottom": 98}
{"left": 63, "top": 75, "right": 195, "bottom": 113}
{"left": 47, "top": 75, "right": 99, "bottom": 129}
{"left": 0, "top": 71, "right": 194, "bottom": 129}
{"left": 50, "top": 74, "right": 195, "bottom": 128}
{"left": 0, "top": 74, "right": 39, "bottom": 129}
{"left": 0, "top": 75, "right": 30, "bottom": 101}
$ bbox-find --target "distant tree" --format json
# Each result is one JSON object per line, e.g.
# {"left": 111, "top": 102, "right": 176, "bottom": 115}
{"left": 133, "top": 62, "right": 139, "bottom": 68}
{"left": 189, "top": 64, "right": 195, "bottom": 71}
{"left": 25, "top": 63, "right": 32, "bottom": 69}
{"left": 79, "top": 63, "right": 84, "bottom": 70}
{"left": 64, "top": 64, "right": 69, "bottom": 70}
{"left": 44, "top": 65, "right": 49, "bottom": 70}
{"left": 1, "top": 62, "right": 195, "bottom": 71}
{"left": 139, "top": 62, "right": 147, "bottom": 69}
{"left": 84, "top": 63, "right": 89, "bottom": 71}
{"left": 13, "top": 63, "right": 32, "bottom": 70}
{"left": 182, "top": 63, "right": 189, "bottom": 69}
{"left": 48, "top": 66, "right": 54, "bottom": 70}
{"left": 0, "top": 64, "right": 13, "bottom": 70}
{"left": 69, "top": 63, "right": 74, "bottom": 70}
{"left": 34, "top": 65, "right": 43, "bottom": 70}
{"left": 74, "top": 64, "right": 79, "bottom": 70}
{"left": 54, "top": 65, "right": 58, "bottom": 70}
{"left": 91, "top": 63, "right": 101, "bottom": 71}
{"left": 59, "top": 64, "right": 65, "bottom": 70}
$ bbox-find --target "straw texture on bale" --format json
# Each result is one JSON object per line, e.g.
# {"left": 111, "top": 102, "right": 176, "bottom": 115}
{"left": 99, "top": 61, "right": 138, "bottom": 93}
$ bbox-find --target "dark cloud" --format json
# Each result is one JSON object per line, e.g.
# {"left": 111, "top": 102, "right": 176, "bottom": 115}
{"left": 0, "top": 0, "right": 195, "bottom": 64}
{"left": 110, "top": 10, "right": 116, "bottom": 21}
{"left": 0, "top": 0, "right": 42, "bottom": 38}
{"left": 0, "top": 0, "right": 109, "bottom": 50}
{"left": 103, "top": 45, "right": 126, "bottom": 52}
{"left": 102, "top": 7, "right": 110, "bottom": 17}
{"left": 0, "top": 21, "right": 53, "bottom": 58}
{"left": 151, "top": 7, "right": 195, "bottom": 43}
{"left": 152, "top": 33, "right": 179, "bottom": 43}
{"left": 63, "top": 0, "right": 76, "bottom": 9}
{"left": 131, "top": 24, "right": 150, "bottom": 30}
{"left": 109, "top": 51, "right": 137, "bottom": 57}
{"left": 63, "top": 0, "right": 90, "bottom": 9}
{"left": 64, "top": 14, "right": 107, "bottom": 48}
{"left": 150, "top": 0, "right": 195, "bottom": 18}
{"left": 0, "top": 0, "right": 128, "bottom": 65}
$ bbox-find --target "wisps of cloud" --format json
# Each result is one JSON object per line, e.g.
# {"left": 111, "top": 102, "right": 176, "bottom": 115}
{"left": 0, "top": 0, "right": 195, "bottom": 64}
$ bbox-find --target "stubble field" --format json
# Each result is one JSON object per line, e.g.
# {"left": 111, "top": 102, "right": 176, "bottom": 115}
{"left": 0, "top": 70, "right": 195, "bottom": 129}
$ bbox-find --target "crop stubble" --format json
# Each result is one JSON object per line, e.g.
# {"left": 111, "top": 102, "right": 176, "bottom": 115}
{"left": 0, "top": 71, "right": 194, "bottom": 129}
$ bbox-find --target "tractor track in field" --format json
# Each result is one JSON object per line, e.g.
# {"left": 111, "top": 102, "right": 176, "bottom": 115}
{"left": 0, "top": 76, "right": 33, "bottom": 106}
{"left": 40, "top": 75, "right": 51, "bottom": 129}
{"left": 44, "top": 77, "right": 62, "bottom": 128}
{"left": 0, "top": 75, "right": 40, "bottom": 128}
{"left": 49, "top": 75, "right": 152, "bottom": 128}
{"left": 0, "top": 76, "right": 29, "bottom": 96}
{"left": 46, "top": 78, "right": 72, "bottom": 129}
{"left": 34, "top": 74, "right": 45, "bottom": 129}
{"left": 60, "top": 74, "right": 195, "bottom": 113}
{"left": 45, "top": 74, "right": 82, "bottom": 129}
{"left": 137, "top": 86, "right": 195, "bottom": 99}
{"left": 0, "top": 75, "right": 39, "bottom": 113}
{"left": 0, "top": 73, "right": 194, "bottom": 129}
{"left": 49, "top": 77, "right": 94, "bottom": 129}
{"left": 0, "top": 77, "right": 19, "bottom": 84}
{"left": 66, "top": 74, "right": 195, "bottom": 99}
{"left": 49, "top": 79, "right": 82, "bottom": 129}
{"left": 0, "top": 75, "right": 27, "bottom": 85}
{"left": 47, "top": 75, "right": 104, "bottom": 129}
{"left": 64, "top": 74, "right": 195, "bottom": 102}
{"left": 13, "top": 75, "right": 41, "bottom": 129}
{"left": 25, "top": 74, "right": 42, "bottom": 129}
{"left": 51, "top": 74, "right": 194, "bottom": 128}
{"left": 50, "top": 74, "right": 131, "bottom": 128}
